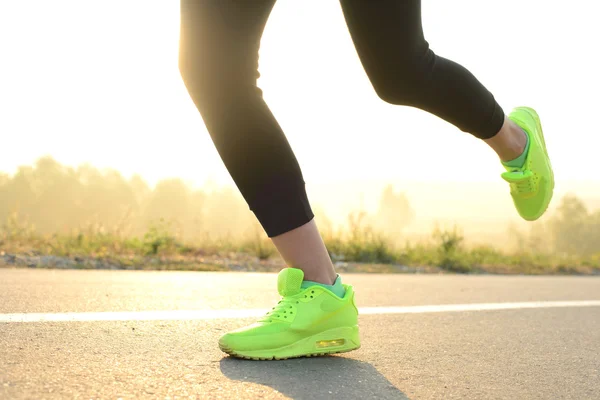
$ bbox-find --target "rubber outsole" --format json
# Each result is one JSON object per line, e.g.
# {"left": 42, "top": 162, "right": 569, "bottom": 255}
{"left": 219, "top": 344, "right": 361, "bottom": 361}
{"left": 219, "top": 325, "right": 361, "bottom": 361}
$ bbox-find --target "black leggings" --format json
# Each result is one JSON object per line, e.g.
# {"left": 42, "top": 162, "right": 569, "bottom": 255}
{"left": 178, "top": 0, "right": 505, "bottom": 237}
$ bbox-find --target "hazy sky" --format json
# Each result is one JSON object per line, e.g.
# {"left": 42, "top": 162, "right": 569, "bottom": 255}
{"left": 1, "top": 1, "right": 598, "bottom": 201}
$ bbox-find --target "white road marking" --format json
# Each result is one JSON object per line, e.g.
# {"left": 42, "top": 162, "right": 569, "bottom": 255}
{"left": 2, "top": 300, "right": 600, "bottom": 323}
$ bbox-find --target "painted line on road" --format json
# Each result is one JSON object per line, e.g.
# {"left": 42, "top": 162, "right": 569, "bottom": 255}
{"left": 2, "top": 300, "right": 600, "bottom": 323}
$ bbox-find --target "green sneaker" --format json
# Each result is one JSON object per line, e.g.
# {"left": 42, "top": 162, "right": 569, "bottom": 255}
{"left": 218, "top": 268, "right": 361, "bottom": 360}
{"left": 502, "top": 107, "right": 555, "bottom": 221}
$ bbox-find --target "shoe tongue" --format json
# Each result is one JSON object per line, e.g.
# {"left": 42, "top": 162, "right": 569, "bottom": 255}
{"left": 277, "top": 268, "right": 304, "bottom": 297}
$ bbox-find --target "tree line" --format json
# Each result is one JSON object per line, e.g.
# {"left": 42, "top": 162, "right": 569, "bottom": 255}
{"left": 1, "top": 157, "right": 598, "bottom": 256}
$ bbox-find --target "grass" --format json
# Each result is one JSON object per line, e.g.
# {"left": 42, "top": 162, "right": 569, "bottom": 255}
{"left": 1, "top": 213, "right": 599, "bottom": 275}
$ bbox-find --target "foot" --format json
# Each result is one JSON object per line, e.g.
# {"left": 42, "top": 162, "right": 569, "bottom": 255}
{"left": 219, "top": 268, "right": 361, "bottom": 360}
{"left": 501, "top": 107, "right": 554, "bottom": 221}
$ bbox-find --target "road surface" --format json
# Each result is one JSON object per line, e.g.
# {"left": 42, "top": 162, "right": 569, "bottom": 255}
{"left": 1, "top": 268, "right": 599, "bottom": 399}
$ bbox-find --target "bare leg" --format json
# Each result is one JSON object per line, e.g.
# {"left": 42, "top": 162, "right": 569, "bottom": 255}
{"left": 271, "top": 220, "right": 337, "bottom": 284}
{"left": 484, "top": 117, "right": 528, "bottom": 162}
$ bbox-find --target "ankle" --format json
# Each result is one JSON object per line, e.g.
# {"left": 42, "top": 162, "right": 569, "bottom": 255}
{"left": 302, "top": 274, "right": 345, "bottom": 298}
{"left": 485, "top": 117, "right": 528, "bottom": 162}
{"left": 272, "top": 219, "right": 337, "bottom": 286}
{"left": 302, "top": 268, "right": 337, "bottom": 286}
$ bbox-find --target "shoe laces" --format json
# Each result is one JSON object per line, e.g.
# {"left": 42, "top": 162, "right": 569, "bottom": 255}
{"left": 513, "top": 173, "right": 535, "bottom": 194}
{"left": 502, "top": 168, "right": 536, "bottom": 195}
{"left": 259, "top": 296, "right": 297, "bottom": 323}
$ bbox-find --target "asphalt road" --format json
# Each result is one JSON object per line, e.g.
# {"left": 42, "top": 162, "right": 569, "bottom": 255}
{"left": 1, "top": 268, "right": 599, "bottom": 399}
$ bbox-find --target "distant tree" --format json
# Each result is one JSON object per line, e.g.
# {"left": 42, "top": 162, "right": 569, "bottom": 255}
{"left": 28, "top": 157, "right": 80, "bottom": 232}
{"left": 0, "top": 165, "right": 36, "bottom": 228}
{"left": 372, "top": 185, "right": 415, "bottom": 237}
{"left": 186, "top": 189, "right": 206, "bottom": 239}
{"left": 200, "top": 186, "right": 253, "bottom": 239}
{"left": 142, "top": 178, "right": 191, "bottom": 236}
{"left": 70, "top": 164, "right": 139, "bottom": 233}
{"left": 129, "top": 175, "right": 150, "bottom": 205}
{"left": 549, "top": 195, "right": 600, "bottom": 256}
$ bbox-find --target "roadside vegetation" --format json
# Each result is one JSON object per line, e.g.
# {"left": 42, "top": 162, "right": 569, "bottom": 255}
{"left": 1, "top": 157, "right": 599, "bottom": 275}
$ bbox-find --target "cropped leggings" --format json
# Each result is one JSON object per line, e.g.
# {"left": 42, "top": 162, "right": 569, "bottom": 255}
{"left": 178, "top": 0, "right": 505, "bottom": 237}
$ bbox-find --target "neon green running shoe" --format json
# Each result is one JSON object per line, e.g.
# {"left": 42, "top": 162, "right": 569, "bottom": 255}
{"left": 502, "top": 107, "right": 555, "bottom": 221}
{"left": 218, "top": 268, "right": 361, "bottom": 360}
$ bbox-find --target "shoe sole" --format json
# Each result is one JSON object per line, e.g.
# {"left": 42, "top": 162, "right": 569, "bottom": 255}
{"left": 219, "top": 325, "right": 361, "bottom": 361}
{"left": 513, "top": 107, "right": 555, "bottom": 221}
